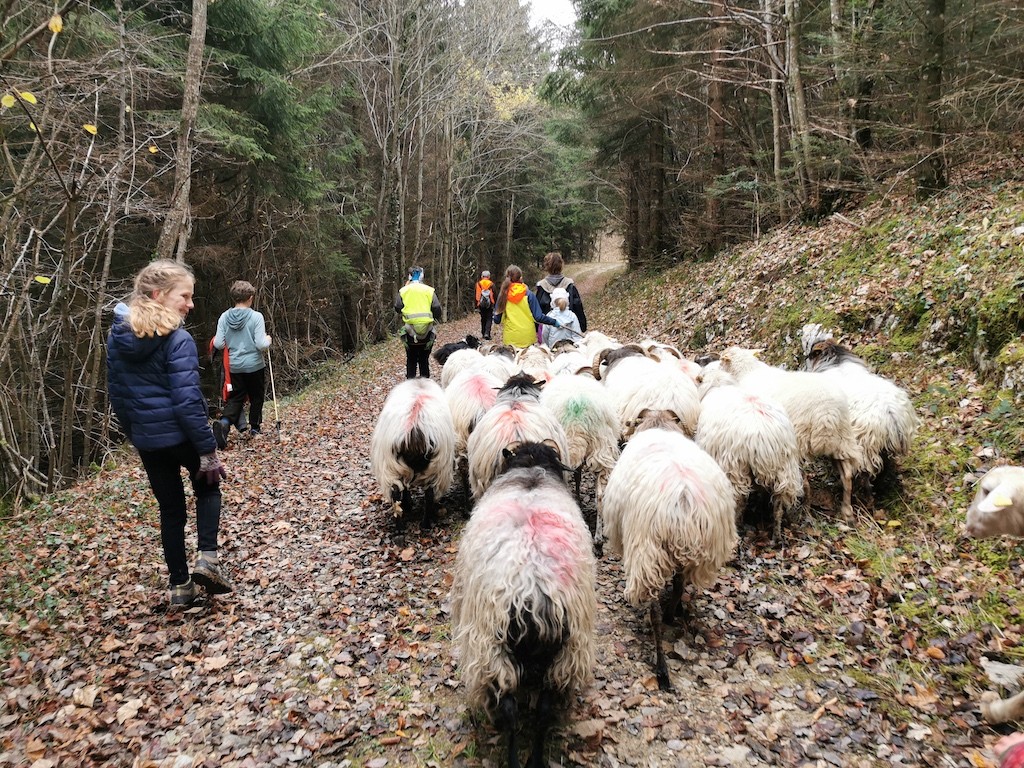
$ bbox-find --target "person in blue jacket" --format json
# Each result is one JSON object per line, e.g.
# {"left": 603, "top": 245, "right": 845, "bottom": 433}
{"left": 212, "top": 280, "right": 272, "bottom": 446}
{"left": 107, "top": 259, "right": 232, "bottom": 608}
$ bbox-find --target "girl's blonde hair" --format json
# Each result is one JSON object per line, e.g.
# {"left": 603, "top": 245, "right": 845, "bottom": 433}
{"left": 127, "top": 259, "right": 194, "bottom": 337}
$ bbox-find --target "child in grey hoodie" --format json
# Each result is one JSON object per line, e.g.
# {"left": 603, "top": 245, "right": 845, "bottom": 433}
{"left": 542, "top": 287, "right": 582, "bottom": 347}
{"left": 212, "top": 281, "right": 272, "bottom": 446}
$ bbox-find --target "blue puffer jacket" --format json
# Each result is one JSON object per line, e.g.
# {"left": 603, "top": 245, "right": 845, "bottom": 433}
{"left": 107, "top": 304, "right": 217, "bottom": 454}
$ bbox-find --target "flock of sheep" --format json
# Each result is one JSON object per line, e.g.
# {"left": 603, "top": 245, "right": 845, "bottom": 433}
{"left": 368, "top": 323, "right": 1024, "bottom": 767}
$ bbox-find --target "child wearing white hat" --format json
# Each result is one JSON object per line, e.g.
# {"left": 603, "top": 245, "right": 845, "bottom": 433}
{"left": 541, "top": 287, "right": 581, "bottom": 347}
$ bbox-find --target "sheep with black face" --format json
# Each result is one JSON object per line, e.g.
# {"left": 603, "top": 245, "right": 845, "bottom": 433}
{"left": 450, "top": 441, "right": 597, "bottom": 768}
{"left": 370, "top": 378, "right": 455, "bottom": 528}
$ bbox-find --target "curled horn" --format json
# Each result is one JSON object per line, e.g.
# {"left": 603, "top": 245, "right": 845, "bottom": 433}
{"left": 592, "top": 348, "right": 612, "bottom": 380}
{"left": 541, "top": 438, "right": 563, "bottom": 462}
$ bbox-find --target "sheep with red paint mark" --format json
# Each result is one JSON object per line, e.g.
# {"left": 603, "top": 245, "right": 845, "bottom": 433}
{"left": 445, "top": 367, "right": 503, "bottom": 498}
{"left": 602, "top": 409, "right": 738, "bottom": 690}
{"left": 370, "top": 378, "right": 455, "bottom": 528}
{"left": 466, "top": 373, "right": 570, "bottom": 499}
{"left": 450, "top": 441, "right": 597, "bottom": 768}
{"left": 695, "top": 363, "right": 803, "bottom": 541}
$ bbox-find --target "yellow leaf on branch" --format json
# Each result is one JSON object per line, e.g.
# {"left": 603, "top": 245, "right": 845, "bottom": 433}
{"left": 19, "top": 91, "right": 37, "bottom": 105}
{"left": 48, "top": 14, "right": 63, "bottom": 33}
{"left": 83, "top": 124, "right": 98, "bottom": 135}
{"left": 1, "top": 94, "right": 14, "bottom": 108}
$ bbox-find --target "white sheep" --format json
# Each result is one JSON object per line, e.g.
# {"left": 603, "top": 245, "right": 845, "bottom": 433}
{"left": 548, "top": 348, "right": 593, "bottom": 377}
{"left": 450, "top": 441, "right": 597, "bottom": 768}
{"left": 514, "top": 344, "right": 554, "bottom": 381}
{"left": 966, "top": 465, "right": 1024, "bottom": 539}
{"left": 602, "top": 409, "right": 737, "bottom": 690}
{"left": 719, "top": 346, "right": 863, "bottom": 521}
{"left": 600, "top": 353, "right": 701, "bottom": 440}
{"left": 445, "top": 367, "right": 503, "bottom": 497}
{"left": 539, "top": 374, "right": 621, "bottom": 544}
{"left": 466, "top": 373, "right": 570, "bottom": 499}
{"left": 440, "top": 347, "right": 486, "bottom": 389}
{"left": 964, "top": 466, "right": 1024, "bottom": 724}
{"left": 803, "top": 337, "right": 920, "bottom": 496}
{"left": 640, "top": 339, "right": 702, "bottom": 384}
{"left": 696, "top": 364, "right": 803, "bottom": 540}
{"left": 370, "top": 378, "right": 455, "bottom": 528}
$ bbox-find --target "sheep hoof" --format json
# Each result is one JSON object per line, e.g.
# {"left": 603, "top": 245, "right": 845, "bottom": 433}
{"left": 392, "top": 502, "right": 403, "bottom": 518}
{"left": 656, "top": 670, "right": 674, "bottom": 691}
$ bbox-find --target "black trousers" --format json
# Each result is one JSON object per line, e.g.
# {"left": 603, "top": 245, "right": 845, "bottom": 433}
{"left": 138, "top": 441, "right": 222, "bottom": 586}
{"left": 479, "top": 307, "right": 493, "bottom": 339}
{"left": 406, "top": 343, "right": 430, "bottom": 379}
{"left": 222, "top": 368, "right": 266, "bottom": 431}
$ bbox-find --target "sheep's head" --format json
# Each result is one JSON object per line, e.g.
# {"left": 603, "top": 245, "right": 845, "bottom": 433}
{"left": 965, "top": 466, "right": 1024, "bottom": 538}
{"left": 500, "top": 440, "right": 565, "bottom": 478}
{"left": 803, "top": 339, "right": 868, "bottom": 373}
{"left": 624, "top": 408, "right": 687, "bottom": 440}
{"left": 496, "top": 372, "right": 544, "bottom": 402}
{"left": 719, "top": 346, "right": 762, "bottom": 375}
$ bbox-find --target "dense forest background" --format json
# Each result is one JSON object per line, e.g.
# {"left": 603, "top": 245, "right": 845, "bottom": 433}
{"left": 0, "top": 0, "right": 1020, "bottom": 503}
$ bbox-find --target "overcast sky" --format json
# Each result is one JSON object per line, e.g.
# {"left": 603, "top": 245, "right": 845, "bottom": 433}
{"left": 525, "top": 0, "right": 577, "bottom": 29}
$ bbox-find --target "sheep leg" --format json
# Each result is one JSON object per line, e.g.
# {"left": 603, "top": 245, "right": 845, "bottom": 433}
{"left": 573, "top": 466, "right": 582, "bottom": 500}
{"left": 663, "top": 573, "right": 685, "bottom": 626}
{"left": 981, "top": 689, "right": 1024, "bottom": 724}
{"left": 389, "top": 485, "right": 403, "bottom": 518}
{"left": 525, "top": 686, "right": 555, "bottom": 768}
{"left": 650, "top": 600, "right": 673, "bottom": 691}
{"left": 459, "top": 456, "right": 471, "bottom": 517}
{"left": 497, "top": 692, "right": 522, "bottom": 768}
{"left": 589, "top": 472, "right": 606, "bottom": 557}
{"left": 421, "top": 487, "right": 437, "bottom": 529}
{"left": 771, "top": 495, "right": 785, "bottom": 543}
{"left": 837, "top": 459, "right": 855, "bottom": 521}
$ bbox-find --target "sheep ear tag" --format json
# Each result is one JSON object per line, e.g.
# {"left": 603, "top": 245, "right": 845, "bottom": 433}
{"left": 978, "top": 487, "right": 1014, "bottom": 513}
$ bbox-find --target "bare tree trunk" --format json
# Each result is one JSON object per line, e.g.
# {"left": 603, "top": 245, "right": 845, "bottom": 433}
{"left": 916, "top": 0, "right": 946, "bottom": 198}
{"left": 763, "top": 0, "right": 787, "bottom": 220}
{"left": 155, "top": 0, "right": 207, "bottom": 260}
{"left": 505, "top": 189, "right": 514, "bottom": 264}
{"left": 785, "top": 0, "right": 815, "bottom": 207}
{"left": 706, "top": 0, "right": 727, "bottom": 251}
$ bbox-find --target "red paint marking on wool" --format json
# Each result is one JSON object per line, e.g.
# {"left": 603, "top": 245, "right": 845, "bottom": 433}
{"left": 525, "top": 508, "right": 581, "bottom": 587}
{"left": 661, "top": 461, "right": 707, "bottom": 507}
{"left": 493, "top": 407, "right": 529, "bottom": 443}
{"left": 745, "top": 393, "right": 769, "bottom": 417}
{"left": 404, "top": 393, "right": 430, "bottom": 432}
{"left": 468, "top": 375, "right": 498, "bottom": 405}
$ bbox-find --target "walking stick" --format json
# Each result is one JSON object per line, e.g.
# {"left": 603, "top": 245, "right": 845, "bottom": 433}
{"left": 267, "top": 347, "right": 281, "bottom": 441}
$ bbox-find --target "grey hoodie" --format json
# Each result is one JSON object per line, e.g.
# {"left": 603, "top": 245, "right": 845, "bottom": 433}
{"left": 213, "top": 307, "right": 271, "bottom": 373}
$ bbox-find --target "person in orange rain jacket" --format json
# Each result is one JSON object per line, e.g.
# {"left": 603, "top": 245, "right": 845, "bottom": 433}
{"left": 475, "top": 270, "right": 495, "bottom": 340}
{"left": 492, "top": 264, "right": 560, "bottom": 350}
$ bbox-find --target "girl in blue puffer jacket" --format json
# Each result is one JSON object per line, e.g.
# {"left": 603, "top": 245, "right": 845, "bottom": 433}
{"left": 107, "top": 260, "right": 232, "bottom": 608}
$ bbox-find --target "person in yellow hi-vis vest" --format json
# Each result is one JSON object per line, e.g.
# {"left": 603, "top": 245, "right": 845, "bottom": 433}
{"left": 492, "top": 264, "right": 561, "bottom": 349}
{"left": 394, "top": 265, "right": 442, "bottom": 378}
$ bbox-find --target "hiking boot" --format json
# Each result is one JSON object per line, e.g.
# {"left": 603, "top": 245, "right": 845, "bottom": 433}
{"left": 192, "top": 554, "right": 233, "bottom": 595}
{"left": 169, "top": 579, "right": 198, "bottom": 607}
{"left": 249, "top": 428, "right": 263, "bottom": 439}
{"left": 212, "top": 420, "right": 228, "bottom": 450}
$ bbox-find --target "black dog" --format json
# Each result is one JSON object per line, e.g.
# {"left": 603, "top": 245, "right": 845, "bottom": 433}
{"left": 433, "top": 335, "right": 480, "bottom": 366}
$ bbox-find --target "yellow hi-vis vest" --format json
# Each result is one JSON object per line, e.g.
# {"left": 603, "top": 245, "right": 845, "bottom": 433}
{"left": 399, "top": 281, "right": 435, "bottom": 341}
